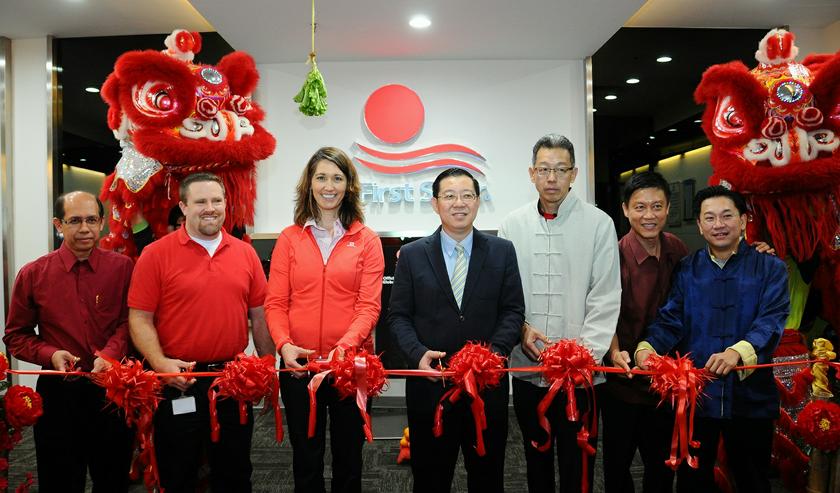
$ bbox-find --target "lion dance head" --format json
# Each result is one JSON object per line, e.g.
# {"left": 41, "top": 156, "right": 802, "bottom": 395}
{"left": 98, "top": 29, "right": 276, "bottom": 256}
{"left": 695, "top": 29, "right": 840, "bottom": 331}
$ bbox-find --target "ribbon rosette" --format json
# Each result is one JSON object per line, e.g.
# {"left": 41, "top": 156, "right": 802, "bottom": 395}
{"left": 535, "top": 340, "right": 597, "bottom": 493}
{"left": 433, "top": 343, "right": 505, "bottom": 456}
{"left": 208, "top": 353, "right": 283, "bottom": 443}
{"left": 796, "top": 400, "right": 840, "bottom": 452}
{"left": 306, "top": 350, "right": 387, "bottom": 441}
{"left": 646, "top": 353, "right": 711, "bottom": 471}
{"left": 91, "top": 356, "right": 162, "bottom": 491}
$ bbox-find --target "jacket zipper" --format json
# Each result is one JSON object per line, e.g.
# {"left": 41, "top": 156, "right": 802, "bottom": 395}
{"left": 309, "top": 226, "right": 353, "bottom": 357}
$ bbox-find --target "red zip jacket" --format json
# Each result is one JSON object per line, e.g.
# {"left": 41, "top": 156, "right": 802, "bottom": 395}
{"left": 264, "top": 220, "right": 385, "bottom": 357}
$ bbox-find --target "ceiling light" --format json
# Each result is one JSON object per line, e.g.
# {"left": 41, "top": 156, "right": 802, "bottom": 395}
{"left": 656, "top": 56, "right": 672, "bottom": 63}
{"left": 649, "top": 136, "right": 655, "bottom": 140}
{"left": 409, "top": 15, "right": 431, "bottom": 29}
{"left": 668, "top": 128, "right": 677, "bottom": 132}
{"left": 626, "top": 78, "right": 640, "bottom": 84}
{"left": 85, "top": 87, "right": 99, "bottom": 93}
{"left": 604, "top": 94, "right": 617, "bottom": 100}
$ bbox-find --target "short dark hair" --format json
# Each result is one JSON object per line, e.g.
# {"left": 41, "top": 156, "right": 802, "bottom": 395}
{"left": 54, "top": 191, "right": 104, "bottom": 220}
{"left": 294, "top": 147, "right": 365, "bottom": 228}
{"left": 693, "top": 185, "right": 748, "bottom": 217}
{"left": 179, "top": 172, "right": 226, "bottom": 202}
{"left": 622, "top": 171, "right": 671, "bottom": 205}
{"left": 532, "top": 134, "right": 575, "bottom": 166}
{"left": 432, "top": 168, "right": 480, "bottom": 198}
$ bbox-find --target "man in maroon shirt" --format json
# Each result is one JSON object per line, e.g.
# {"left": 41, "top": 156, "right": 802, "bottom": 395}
{"left": 4, "top": 191, "right": 134, "bottom": 492}
{"left": 600, "top": 172, "right": 687, "bottom": 493}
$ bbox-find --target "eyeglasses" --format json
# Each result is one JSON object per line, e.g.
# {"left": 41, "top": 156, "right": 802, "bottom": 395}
{"left": 61, "top": 216, "right": 101, "bottom": 227}
{"left": 534, "top": 166, "right": 574, "bottom": 178}
{"left": 437, "top": 192, "right": 478, "bottom": 203}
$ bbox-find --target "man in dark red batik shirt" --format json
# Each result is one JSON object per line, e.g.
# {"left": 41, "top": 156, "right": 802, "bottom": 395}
{"left": 599, "top": 172, "right": 687, "bottom": 493}
{"left": 4, "top": 191, "right": 134, "bottom": 492}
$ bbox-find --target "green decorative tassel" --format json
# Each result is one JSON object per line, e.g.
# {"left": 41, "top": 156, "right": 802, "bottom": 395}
{"left": 294, "top": 57, "right": 327, "bottom": 117}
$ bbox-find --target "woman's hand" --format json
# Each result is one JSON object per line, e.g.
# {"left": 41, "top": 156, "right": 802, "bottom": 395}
{"left": 280, "top": 343, "right": 315, "bottom": 378}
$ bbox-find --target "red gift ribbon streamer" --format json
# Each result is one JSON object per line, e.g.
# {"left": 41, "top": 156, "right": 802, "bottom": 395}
{"left": 354, "top": 355, "right": 374, "bottom": 442}
{"left": 646, "top": 353, "right": 710, "bottom": 471}
{"left": 433, "top": 368, "right": 490, "bottom": 455}
{"left": 307, "top": 362, "right": 332, "bottom": 438}
{"left": 208, "top": 354, "right": 283, "bottom": 444}
{"left": 532, "top": 341, "right": 598, "bottom": 493}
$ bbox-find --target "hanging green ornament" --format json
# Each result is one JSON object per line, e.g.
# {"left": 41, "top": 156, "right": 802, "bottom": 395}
{"left": 294, "top": 53, "right": 327, "bottom": 116}
{"left": 294, "top": 0, "right": 327, "bottom": 116}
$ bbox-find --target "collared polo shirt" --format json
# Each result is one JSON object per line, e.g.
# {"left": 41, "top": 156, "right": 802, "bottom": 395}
{"left": 128, "top": 226, "right": 267, "bottom": 362}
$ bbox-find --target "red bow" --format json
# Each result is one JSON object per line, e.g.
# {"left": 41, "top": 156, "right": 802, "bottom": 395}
{"left": 646, "top": 353, "right": 711, "bottom": 471}
{"left": 208, "top": 353, "right": 283, "bottom": 443}
{"left": 535, "top": 340, "right": 597, "bottom": 493}
{"left": 433, "top": 343, "right": 505, "bottom": 456}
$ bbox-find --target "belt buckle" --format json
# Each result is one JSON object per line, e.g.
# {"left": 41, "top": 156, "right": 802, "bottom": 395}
{"left": 206, "top": 362, "right": 226, "bottom": 372}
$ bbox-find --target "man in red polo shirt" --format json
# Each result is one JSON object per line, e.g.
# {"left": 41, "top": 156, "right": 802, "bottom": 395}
{"left": 128, "top": 172, "right": 274, "bottom": 492}
{"left": 4, "top": 191, "right": 134, "bottom": 492}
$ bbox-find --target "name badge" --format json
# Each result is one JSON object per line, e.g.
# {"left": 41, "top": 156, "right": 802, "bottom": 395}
{"left": 172, "top": 395, "right": 197, "bottom": 415}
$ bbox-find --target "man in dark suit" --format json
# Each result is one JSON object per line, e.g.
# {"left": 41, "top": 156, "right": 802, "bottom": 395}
{"left": 389, "top": 168, "right": 525, "bottom": 493}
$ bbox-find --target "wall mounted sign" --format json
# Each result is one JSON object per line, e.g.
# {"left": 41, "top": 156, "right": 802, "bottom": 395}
{"left": 352, "top": 84, "right": 491, "bottom": 203}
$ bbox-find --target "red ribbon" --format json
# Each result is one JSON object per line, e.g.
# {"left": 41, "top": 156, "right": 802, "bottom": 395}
{"left": 330, "top": 350, "right": 387, "bottom": 442}
{"left": 433, "top": 343, "right": 505, "bottom": 456}
{"left": 306, "top": 359, "right": 333, "bottom": 438}
{"left": 533, "top": 340, "right": 597, "bottom": 493}
{"left": 646, "top": 353, "right": 711, "bottom": 471}
{"left": 208, "top": 353, "right": 283, "bottom": 443}
{"left": 91, "top": 355, "right": 162, "bottom": 492}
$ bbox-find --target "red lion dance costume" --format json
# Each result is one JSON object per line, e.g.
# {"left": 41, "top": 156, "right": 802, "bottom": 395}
{"left": 695, "top": 29, "right": 840, "bottom": 330}
{"left": 98, "top": 30, "right": 276, "bottom": 256}
{"left": 695, "top": 29, "right": 840, "bottom": 491}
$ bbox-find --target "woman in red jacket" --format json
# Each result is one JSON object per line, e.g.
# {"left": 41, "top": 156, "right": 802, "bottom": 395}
{"left": 265, "top": 146, "right": 384, "bottom": 493}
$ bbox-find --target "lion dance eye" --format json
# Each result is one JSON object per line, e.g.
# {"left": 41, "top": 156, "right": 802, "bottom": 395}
{"left": 133, "top": 81, "right": 178, "bottom": 117}
{"left": 153, "top": 91, "right": 173, "bottom": 111}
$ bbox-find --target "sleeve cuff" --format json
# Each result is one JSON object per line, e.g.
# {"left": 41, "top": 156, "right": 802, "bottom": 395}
{"left": 729, "top": 340, "right": 756, "bottom": 380}
{"left": 634, "top": 341, "right": 657, "bottom": 366}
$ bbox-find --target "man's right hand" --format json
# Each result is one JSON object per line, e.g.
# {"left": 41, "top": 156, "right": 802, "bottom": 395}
{"left": 610, "top": 349, "right": 633, "bottom": 378}
{"left": 419, "top": 350, "right": 447, "bottom": 382}
{"left": 152, "top": 357, "right": 197, "bottom": 391}
{"left": 522, "top": 322, "right": 551, "bottom": 361}
{"left": 635, "top": 349, "right": 653, "bottom": 370}
{"left": 280, "top": 343, "right": 315, "bottom": 378}
{"left": 50, "top": 350, "right": 79, "bottom": 372}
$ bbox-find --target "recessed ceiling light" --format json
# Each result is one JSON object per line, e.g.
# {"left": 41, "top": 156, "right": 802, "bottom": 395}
{"left": 694, "top": 119, "right": 702, "bottom": 123}
{"left": 656, "top": 56, "right": 672, "bottom": 63}
{"left": 604, "top": 94, "right": 617, "bottom": 100}
{"left": 668, "top": 128, "right": 677, "bottom": 132}
{"left": 649, "top": 136, "right": 655, "bottom": 140}
{"left": 409, "top": 15, "right": 431, "bottom": 29}
{"left": 626, "top": 78, "right": 640, "bottom": 84}
{"left": 85, "top": 87, "right": 99, "bottom": 93}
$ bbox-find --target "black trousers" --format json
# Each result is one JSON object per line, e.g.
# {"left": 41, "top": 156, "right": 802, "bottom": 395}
{"left": 279, "top": 371, "right": 366, "bottom": 493}
{"left": 597, "top": 385, "right": 675, "bottom": 493}
{"left": 406, "top": 375, "right": 509, "bottom": 493}
{"left": 34, "top": 376, "right": 134, "bottom": 493}
{"left": 513, "top": 377, "right": 597, "bottom": 493}
{"left": 154, "top": 376, "right": 254, "bottom": 493}
{"left": 676, "top": 416, "right": 774, "bottom": 493}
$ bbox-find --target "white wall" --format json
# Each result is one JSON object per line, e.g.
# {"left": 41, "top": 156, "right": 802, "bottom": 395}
{"left": 253, "top": 59, "right": 589, "bottom": 234}
{"left": 10, "top": 37, "right": 52, "bottom": 388}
